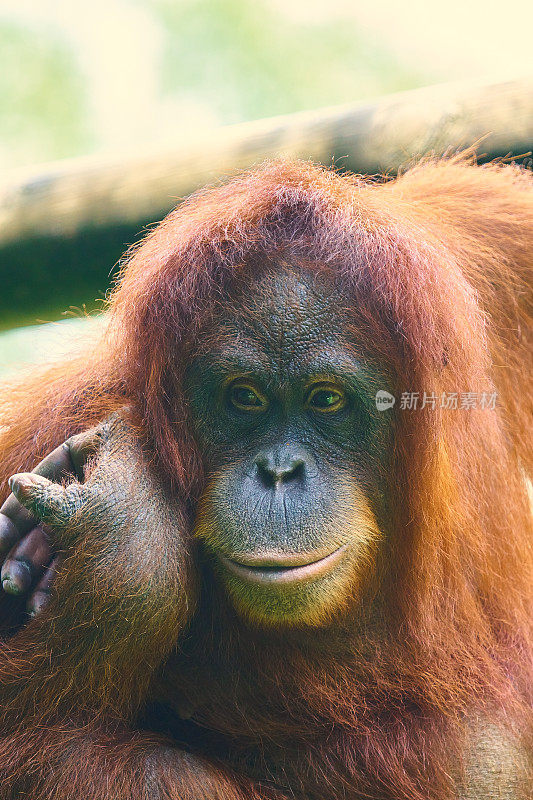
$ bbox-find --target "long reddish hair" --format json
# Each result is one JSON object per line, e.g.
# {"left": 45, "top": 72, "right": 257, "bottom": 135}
{"left": 0, "top": 157, "right": 531, "bottom": 798}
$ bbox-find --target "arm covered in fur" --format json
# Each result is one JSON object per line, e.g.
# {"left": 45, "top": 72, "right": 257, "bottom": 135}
{"left": 0, "top": 413, "right": 281, "bottom": 800}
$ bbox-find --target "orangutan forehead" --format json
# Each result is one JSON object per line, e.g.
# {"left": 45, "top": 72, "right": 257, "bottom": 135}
{"left": 185, "top": 267, "right": 365, "bottom": 387}
{"left": 198, "top": 265, "right": 355, "bottom": 361}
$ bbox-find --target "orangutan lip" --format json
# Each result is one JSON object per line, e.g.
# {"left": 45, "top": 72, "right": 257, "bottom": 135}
{"left": 219, "top": 545, "right": 347, "bottom": 585}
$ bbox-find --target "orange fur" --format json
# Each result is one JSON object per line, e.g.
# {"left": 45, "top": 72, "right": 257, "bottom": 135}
{"left": 0, "top": 156, "right": 531, "bottom": 799}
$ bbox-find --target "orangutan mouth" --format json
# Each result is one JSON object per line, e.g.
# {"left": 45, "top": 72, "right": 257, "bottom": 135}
{"left": 219, "top": 545, "right": 348, "bottom": 585}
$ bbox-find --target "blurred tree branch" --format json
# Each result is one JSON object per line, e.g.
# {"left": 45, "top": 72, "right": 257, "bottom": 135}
{"left": 0, "top": 77, "right": 530, "bottom": 328}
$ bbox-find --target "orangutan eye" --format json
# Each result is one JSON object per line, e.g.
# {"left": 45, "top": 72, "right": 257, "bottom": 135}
{"left": 306, "top": 384, "right": 346, "bottom": 413}
{"left": 229, "top": 383, "right": 268, "bottom": 412}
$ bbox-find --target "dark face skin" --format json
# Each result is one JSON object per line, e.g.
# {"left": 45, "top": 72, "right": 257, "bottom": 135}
{"left": 185, "top": 266, "right": 392, "bottom": 627}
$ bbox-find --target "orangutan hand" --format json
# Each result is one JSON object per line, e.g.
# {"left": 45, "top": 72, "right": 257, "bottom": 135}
{"left": 0, "top": 412, "right": 138, "bottom": 616}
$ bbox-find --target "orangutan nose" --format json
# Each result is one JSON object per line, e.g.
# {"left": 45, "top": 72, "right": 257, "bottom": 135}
{"left": 254, "top": 448, "right": 306, "bottom": 488}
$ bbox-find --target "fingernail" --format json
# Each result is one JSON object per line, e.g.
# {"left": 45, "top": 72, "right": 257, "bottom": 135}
{"left": 3, "top": 577, "right": 21, "bottom": 595}
{"left": 28, "top": 592, "right": 50, "bottom": 616}
{"left": 2, "top": 562, "right": 31, "bottom": 594}
{"left": 8, "top": 475, "right": 33, "bottom": 500}
{"left": 8, "top": 476, "right": 23, "bottom": 496}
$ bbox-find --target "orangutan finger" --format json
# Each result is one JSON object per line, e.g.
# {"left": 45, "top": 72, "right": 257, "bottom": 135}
{"left": 0, "top": 427, "right": 106, "bottom": 562}
{"left": 27, "top": 557, "right": 59, "bottom": 616}
{"left": 34, "top": 442, "right": 76, "bottom": 481}
{"left": 66, "top": 428, "right": 103, "bottom": 480}
{"left": 0, "top": 443, "right": 76, "bottom": 541}
{"left": 0, "top": 496, "right": 38, "bottom": 542}
{"left": 0, "top": 513, "right": 23, "bottom": 554}
{"left": 8, "top": 473, "right": 85, "bottom": 529}
{"left": 1, "top": 527, "right": 52, "bottom": 595}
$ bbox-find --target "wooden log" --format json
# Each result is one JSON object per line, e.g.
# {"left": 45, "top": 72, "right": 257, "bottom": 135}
{"left": 0, "top": 77, "right": 531, "bottom": 247}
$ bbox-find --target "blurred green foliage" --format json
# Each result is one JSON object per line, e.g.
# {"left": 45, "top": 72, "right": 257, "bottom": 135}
{"left": 155, "top": 0, "right": 421, "bottom": 122}
{"left": 0, "top": 21, "right": 91, "bottom": 166}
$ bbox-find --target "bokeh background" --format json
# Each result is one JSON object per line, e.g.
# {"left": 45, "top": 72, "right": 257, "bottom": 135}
{"left": 0, "top": 0, "right": 531, "bottom": 375}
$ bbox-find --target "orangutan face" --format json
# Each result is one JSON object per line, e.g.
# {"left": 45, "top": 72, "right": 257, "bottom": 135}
{"left": 186, "top": 266, "right": 392, "bottom": 626}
